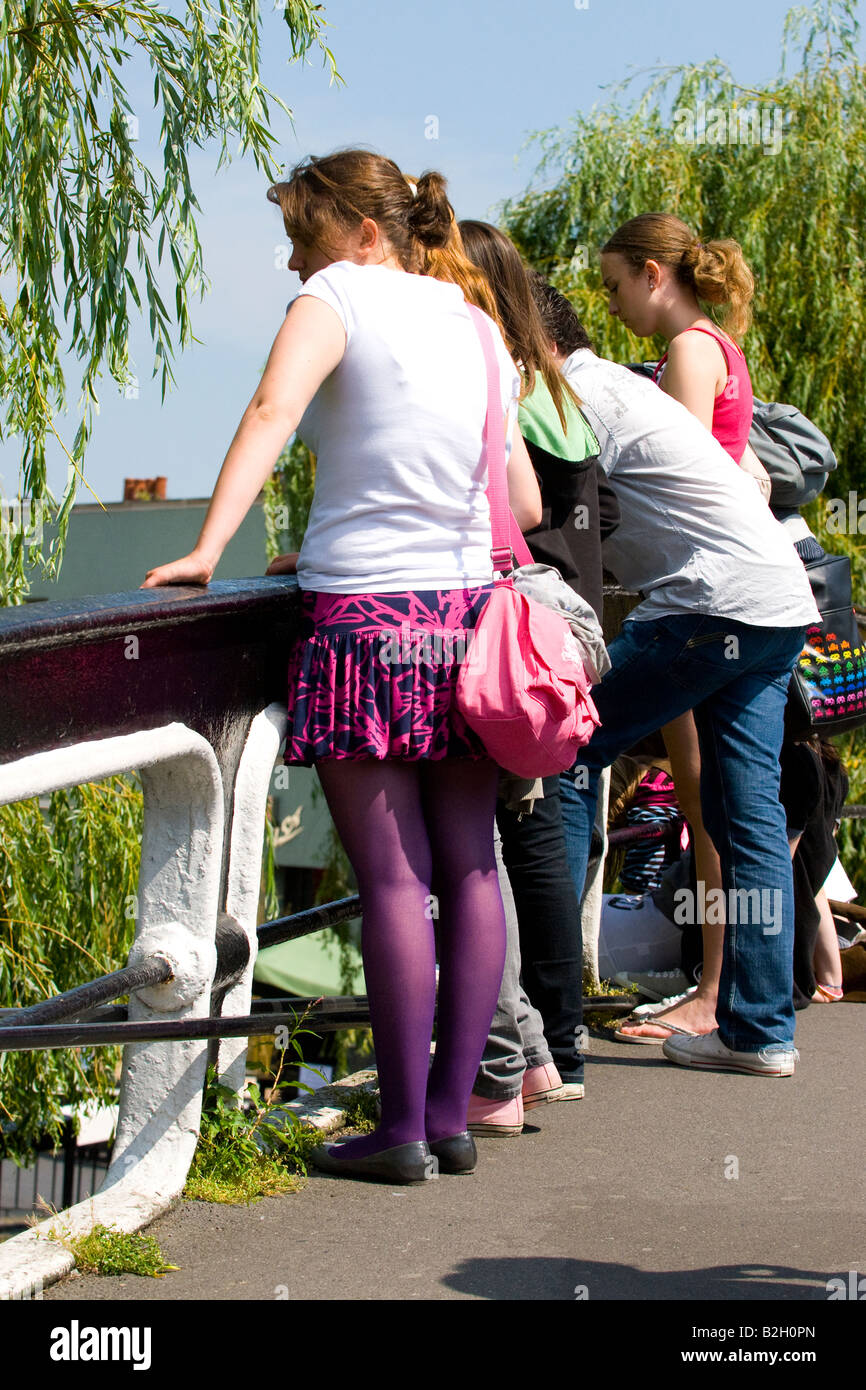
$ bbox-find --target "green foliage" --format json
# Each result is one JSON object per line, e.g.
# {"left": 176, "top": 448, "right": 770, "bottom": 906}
{"left": 62, "top": 1223, "right": 178, "bottom": 1277}
{"left": 311, "top": 813, "right": 372, "bottom": 1076}
{"left": 184, "top": 1056, "right": 320, "bottom": 1204}
{"left": 261, "top": 803, "right": 281, "bottom": 924}
{"left": 338, "top": 1086, "right": 378, "bottom": 1134}
{"left": 0, "top": 775, "right": 143, "bottom": 1163}
{"left": 263, "top": 436, "right": 317, "bottom": 562}
{"left": 0, "top": 0, "right": 339, "bottom": 602}
{"left": 500, "top": 0, "right": 866, "bottom": 497}
{"left": 584, "top": 969, "right": 639, "bottom": 997}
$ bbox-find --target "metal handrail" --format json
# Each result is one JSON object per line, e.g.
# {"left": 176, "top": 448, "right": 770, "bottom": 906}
{"left": 0, "top": 956, "right": 174, "bottom": 1028}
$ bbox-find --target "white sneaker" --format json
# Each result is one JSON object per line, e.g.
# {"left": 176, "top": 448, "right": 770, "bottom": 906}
{"left": 631, "top": 986, "right": 697, "bottom": 1017}
{"left": 614, "top": 968, "right": 691, "bottom": 1002}
{"left": 662, "top": 1029, "right": 799, "bottom": 1077}
{"left": 556, "top": 1082, "right": 585, "bottom": 1101}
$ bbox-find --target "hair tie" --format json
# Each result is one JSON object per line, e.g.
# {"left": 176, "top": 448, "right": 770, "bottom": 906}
{"left": 405, "top": 177, "right": 418, "bottom": 199}
{"left": 695, "top": 240, "right": 705, "bottom": 253}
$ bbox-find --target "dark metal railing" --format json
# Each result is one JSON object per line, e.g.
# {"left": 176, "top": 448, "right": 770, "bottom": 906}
{"left": 0, "top": 898, "right": 368, "bottom": 1053}
{"left": 0, "top": 956, "right": 175, "bottom": 1028}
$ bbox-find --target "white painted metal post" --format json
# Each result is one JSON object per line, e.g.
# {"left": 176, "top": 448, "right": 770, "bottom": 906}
{"left": 219, "top": 703, "right": 287, "bottom": 1094}
{"left": 0, "top": 724, "right": 223, "bottom": 1299}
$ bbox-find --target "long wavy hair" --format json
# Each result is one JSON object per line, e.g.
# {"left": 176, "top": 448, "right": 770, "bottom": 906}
{"left": 458, "top": 220, "right": 582, "bottom": 428}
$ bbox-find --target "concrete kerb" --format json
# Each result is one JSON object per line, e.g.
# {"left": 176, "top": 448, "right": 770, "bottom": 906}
{"left": 0, "top": 1180, "right": 182, "bottom": 1301}
{"left": 272, "top": 1067, "right": 380, "bottom": 1135}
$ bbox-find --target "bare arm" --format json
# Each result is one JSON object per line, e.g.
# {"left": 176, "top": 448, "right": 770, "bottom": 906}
{"left": 661, "top": 331, "right": 770, "bottom": 500}
{"left": 508, "top": 426, "right": 543, "bottom": 532}
{"left": 141, "top": 296, "right": 346, "bottom": 587}
{"left": 658, "top": 332, "right": 726, "bottom": 432}
{"left": 738, "top": 440, "right": 772, "bottom": 503}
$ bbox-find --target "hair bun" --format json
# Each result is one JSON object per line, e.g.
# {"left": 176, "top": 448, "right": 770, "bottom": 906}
{"left": 407, "top": 171, "right": 454, "bottom": 249}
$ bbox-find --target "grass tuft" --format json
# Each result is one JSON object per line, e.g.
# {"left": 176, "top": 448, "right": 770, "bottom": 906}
{"left": 337, "top": 1086, "right": 379, "bottom": 1134}
{"left": 57, "top": 1224, "right": 178, "bottom": 1278}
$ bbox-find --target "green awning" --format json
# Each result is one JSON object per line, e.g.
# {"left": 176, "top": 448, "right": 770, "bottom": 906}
{"left": 254, "top": 924, "right": 365, "bottom": 997}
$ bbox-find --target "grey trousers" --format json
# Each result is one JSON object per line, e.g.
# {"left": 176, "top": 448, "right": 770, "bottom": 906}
{"left": 473, "top": 822, "right": 553, "bottom": 1100}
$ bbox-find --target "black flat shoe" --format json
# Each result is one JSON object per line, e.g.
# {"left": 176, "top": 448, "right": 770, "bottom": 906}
{"left": 428, "top": 1131, "right": 477, "bottom": 1174}
{"left": 310, "top": 1139, "right": 435, "bottom": 1184}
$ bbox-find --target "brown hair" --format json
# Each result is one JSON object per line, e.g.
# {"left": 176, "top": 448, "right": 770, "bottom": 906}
{"left": 601, "top": 213, "right": 755, "bottom": 341}
{"left": 458, "top": 221, "right": 582, "bottom": 428}
{"left": 528, "top": 272, "right": 595, "bottom": 356}
{"left": 267, "top": 149, "right": 499, "bottom": 319}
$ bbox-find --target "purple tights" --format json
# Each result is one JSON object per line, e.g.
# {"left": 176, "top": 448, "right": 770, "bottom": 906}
{"left": 315, "top": 756, "right": 506, "bottom": 1157}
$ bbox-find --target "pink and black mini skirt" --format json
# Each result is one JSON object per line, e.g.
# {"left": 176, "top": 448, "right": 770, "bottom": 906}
{"left": 284, "top": 586, "right": 496, "bottom": 764}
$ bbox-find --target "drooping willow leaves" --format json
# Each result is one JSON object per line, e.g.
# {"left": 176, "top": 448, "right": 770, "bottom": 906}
{"left": 500, "top": 0, "right": 866, "bottom": 504}
{"left": 0, "top": 776, "right": 143, "bottom": 1163}
{"left": 0, "top": 0, "right": 339, "bottom": 604}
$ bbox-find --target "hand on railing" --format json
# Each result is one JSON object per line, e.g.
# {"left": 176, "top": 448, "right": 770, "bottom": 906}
{"left": 140, "top": 550, "right": 215, "bottom": 588}
{"left": 265, "top": 552, "right": 299, "bottom": 576}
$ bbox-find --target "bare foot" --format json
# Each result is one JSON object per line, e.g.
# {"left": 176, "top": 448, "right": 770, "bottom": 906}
{"left": 618, "top": 992, "right": 718, "bottom": 1039}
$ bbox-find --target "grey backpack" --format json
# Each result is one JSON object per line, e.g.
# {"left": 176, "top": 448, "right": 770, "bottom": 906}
{"left": 627, "top": 362, "right": 838, "bottom": 510}
{"left": 748, "top": 399, "right": 837, "bottom": 510}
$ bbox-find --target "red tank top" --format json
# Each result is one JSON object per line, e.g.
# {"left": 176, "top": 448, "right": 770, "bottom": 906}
{"left": 653, "top": 325, "right": 754, "bottom": 462}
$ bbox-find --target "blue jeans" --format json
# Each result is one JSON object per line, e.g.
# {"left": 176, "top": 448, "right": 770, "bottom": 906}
{"left": 559, "top": 613, "right": 807, "bottom": 1051}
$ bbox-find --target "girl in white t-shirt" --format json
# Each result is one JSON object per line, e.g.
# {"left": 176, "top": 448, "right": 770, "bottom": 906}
{"left": 142, "top": 150, "right": 542, "bottom": 1184}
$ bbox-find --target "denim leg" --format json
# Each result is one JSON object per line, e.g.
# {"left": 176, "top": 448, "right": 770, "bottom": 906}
{"left": 559, "top": 614, "right": 807, "bottom": 1050}
{"left": 560, "top": 616, "right": 710, "bottom": 901}
{"left": 580, "top": 765, "right": 610, "bottom": 985}
{"left": 560, "top": 760, "right": 603, "bottom": 910}
{"left": 693, "top": 626, "right": 807, "bottom": 1050}
{"left": 474, "top": 820, "right": 552, "bottom": 1099}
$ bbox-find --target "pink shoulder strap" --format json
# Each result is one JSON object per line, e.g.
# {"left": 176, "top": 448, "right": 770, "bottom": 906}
{"left": 465, "top": 303, "right": 534, "bottom": 574}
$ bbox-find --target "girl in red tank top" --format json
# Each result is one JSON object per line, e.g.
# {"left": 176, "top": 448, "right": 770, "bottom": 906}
{"left": 599, "top": 213, "right": 763, "bottom": 475}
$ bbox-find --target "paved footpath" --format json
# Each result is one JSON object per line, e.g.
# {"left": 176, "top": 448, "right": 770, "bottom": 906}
{"left": 44, "top": 1008, "right": 865, "bottom": 1302}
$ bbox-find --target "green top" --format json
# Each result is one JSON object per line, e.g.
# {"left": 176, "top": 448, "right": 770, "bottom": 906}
{"left": 518, "top": 373, "right": 599, "bottom": 462}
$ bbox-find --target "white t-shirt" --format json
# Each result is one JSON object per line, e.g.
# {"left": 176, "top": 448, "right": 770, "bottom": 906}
{"left": 562, "top": 350, "right": 820, "bottom": 629}
{"left": 292, "top": 261, "right": 521, "bottom": 592}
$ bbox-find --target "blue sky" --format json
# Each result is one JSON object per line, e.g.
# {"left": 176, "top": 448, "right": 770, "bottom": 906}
{"left": 1, "top": 0, "right": 857, "bottom": 520}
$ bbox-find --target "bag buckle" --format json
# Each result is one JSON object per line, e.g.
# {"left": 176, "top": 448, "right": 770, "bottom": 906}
{"left": 490, "top": 545, "right": 515, "bottom": 572}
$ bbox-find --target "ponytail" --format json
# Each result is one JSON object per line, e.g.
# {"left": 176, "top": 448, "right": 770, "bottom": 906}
{"left": 686, "top": 238, "right": 754, "bottom": 339}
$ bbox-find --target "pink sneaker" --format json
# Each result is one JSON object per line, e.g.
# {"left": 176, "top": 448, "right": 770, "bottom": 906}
{"left": 467, "top": 1091, "right": 524, "bottom": 1137}
{"left": 522, "top": 1063, "right": 565, "bottom": 1110}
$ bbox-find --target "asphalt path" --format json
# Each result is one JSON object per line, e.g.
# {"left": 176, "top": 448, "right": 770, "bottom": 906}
{"left": 43, "top": 1006, "right": 865, "bottom": 1302}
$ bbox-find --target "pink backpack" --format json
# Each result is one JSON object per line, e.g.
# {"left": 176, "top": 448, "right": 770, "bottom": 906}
{"left": 454, "top": 306, "right": 601, "bottom": 779}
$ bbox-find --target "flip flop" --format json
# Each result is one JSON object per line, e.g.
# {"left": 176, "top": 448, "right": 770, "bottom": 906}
{"left": 811, "top": 982, "right": 843, "bottom": 1001}
{"left": 611, "top": 1016, "right": 700, "bottom": 1046}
